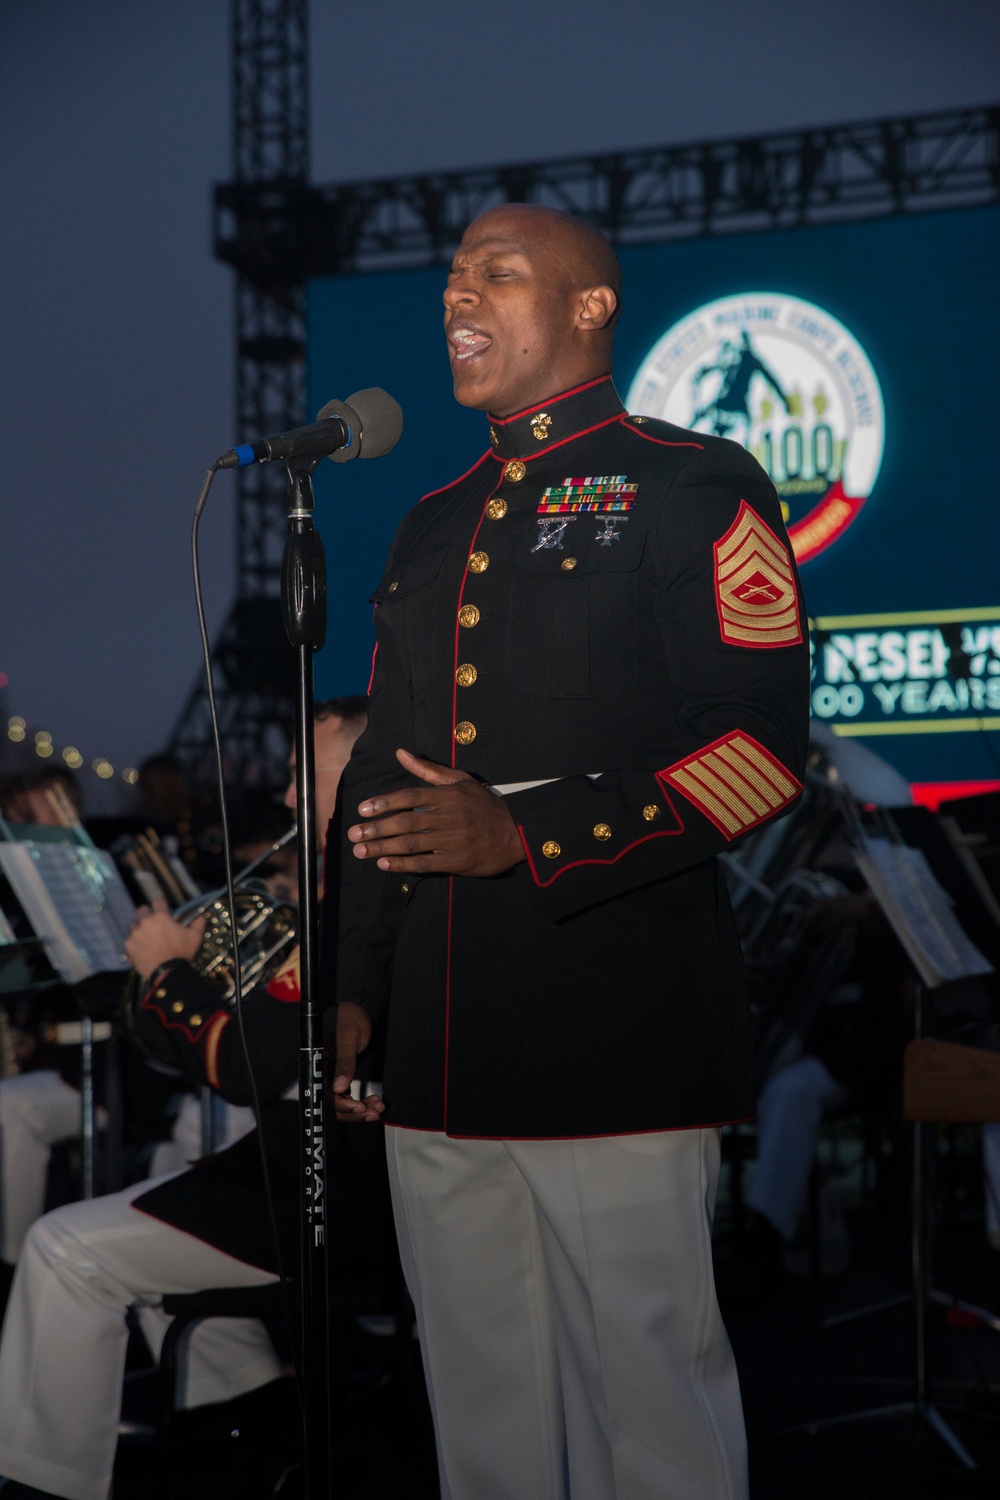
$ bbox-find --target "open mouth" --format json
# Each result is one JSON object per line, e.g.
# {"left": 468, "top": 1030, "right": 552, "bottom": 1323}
{"left": 448, "top": 323, "right": 493, "bottom": 365}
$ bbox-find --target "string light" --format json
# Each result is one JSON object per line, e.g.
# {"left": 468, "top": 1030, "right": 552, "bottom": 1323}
{"left": 5, "top": 714, "right": 136, "bottom": 786}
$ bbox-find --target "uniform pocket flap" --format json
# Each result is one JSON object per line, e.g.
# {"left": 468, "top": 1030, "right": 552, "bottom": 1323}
{"left": 370, "top": 542, "right": 452, "bottom": 603}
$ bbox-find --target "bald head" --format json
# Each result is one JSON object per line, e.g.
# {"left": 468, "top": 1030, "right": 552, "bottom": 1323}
{"left": 444, "top": 205, "right": 622, "bottom": 416}
{"left": 474, "top": 204, "right": 621, "bottom": 312}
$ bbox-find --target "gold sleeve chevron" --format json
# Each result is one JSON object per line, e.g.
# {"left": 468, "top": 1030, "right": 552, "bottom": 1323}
{"left": 659, "top": 730, "right": 803, "bottom": 840}
{"left": 713, "top": 500, "right": 803, "bottom": 649}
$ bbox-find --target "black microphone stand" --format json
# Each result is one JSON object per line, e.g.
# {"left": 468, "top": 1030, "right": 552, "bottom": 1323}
{"left": 281, "top": 456, "right": 331, "bottom": 1499}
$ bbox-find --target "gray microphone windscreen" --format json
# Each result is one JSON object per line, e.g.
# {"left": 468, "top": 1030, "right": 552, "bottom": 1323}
{"left": 346, "top": 387, "right": 404, "bottom": 459}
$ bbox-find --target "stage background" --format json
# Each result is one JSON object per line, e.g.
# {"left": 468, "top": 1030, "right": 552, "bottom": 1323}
{"left": 308, "top": 202, "right": 1000, "bottom": 785}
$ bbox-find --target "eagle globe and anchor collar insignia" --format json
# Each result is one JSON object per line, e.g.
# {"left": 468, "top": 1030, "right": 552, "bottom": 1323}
{"left": 487, "top": 375, "right": 625, "bottom": 460}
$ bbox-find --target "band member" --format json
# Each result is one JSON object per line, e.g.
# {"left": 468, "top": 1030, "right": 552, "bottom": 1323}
{"left": 327, "top": 205, "right": 810, "bottom": 1498}
{"left": 0, "top": 698, "right": 366, "bottom": 1500}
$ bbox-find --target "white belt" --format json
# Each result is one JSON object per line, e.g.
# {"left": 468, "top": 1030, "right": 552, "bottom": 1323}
{"left": 490, "top": 774, "right": 602, "bottom": 797}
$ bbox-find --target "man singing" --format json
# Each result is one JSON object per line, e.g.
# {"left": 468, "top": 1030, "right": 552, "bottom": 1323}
{"left": 328, "top": 205, "right": 809, "bottom": 1499}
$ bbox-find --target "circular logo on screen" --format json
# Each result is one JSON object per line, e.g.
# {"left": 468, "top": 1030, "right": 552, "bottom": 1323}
{"left": 625, "top": 292, "right": 884, "bottom": 564}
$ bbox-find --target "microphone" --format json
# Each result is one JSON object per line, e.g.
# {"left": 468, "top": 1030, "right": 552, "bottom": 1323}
{"left": 215, "top": 387, "right": 403, "bottom": 470}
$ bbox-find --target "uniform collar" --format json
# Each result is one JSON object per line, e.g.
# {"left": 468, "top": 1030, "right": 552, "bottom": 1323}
{"left": 487, "top": 376, "right": 624, "bottom": 461}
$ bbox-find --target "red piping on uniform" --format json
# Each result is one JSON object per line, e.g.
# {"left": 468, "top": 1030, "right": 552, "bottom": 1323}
{"left": 140, "top": 993, "right": 224, "bottom": 1046}
{"left": 367, "top": 642, "right": 379, "bottom": 695}
{"left": 419, "top": 451, "right": 492, "bottom": 503}
{"left": 387, "top": 1116, "right": 754, "bottom": 1140}
{"left": 204, "top": 1012, "right": 230, "bottom": 1090}
{"left": 517, "top": 814, "right": 685, "bottom": 888}
{"left": 488, "top": 375, "right": 614, "bottom": 426}
{"left": 443, "top": 473, "right": 504, "bottom": 1124}
{"left": 620, "top": 415, "right": 704, "bottom": 449}
{"left": 490, "top": 412, "right": 626, "bottom": 464}
{"left": 451, "top": 481, "right": 504, "bottom": 764}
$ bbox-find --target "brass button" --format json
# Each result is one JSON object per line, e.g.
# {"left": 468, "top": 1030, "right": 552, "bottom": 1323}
{"left": 490, "top": 426, "right": 498, "bottom": 447}
{"left": 542, "top": 840, "right": 561, "bottom": 859}
{"left": 561, "top": 557, "right": 578, "bottom": 571}
{"left": 387, "top": 580, "right": 399, "bottom": 594}
{"left": 487, "top": 498, "right": 508, "bottom": 520}
{"left": 468, "top": 551, "right": 489, "bottom": 574}
{"left": 454, "top": 720, "right": 476, "bottom": 746}
{"left": 189, "top": 1014, "right": 202, "bottom": 1028}
{"left": 593, "top": 823, "right": 612, "bottom": 841}
{"left": 455, "top": 663, "right": 477, "bottom": 687}
{"left": 401, "top": 882, "right": 410, "bottom": 894}
{"left": 504, "top": 459, "right": 527, "bottom": 483}
{"left": 458, "top": 604, "right": 480, "bottom": 628}
{"left": 171, "top": 1001, "right": 183, "bottom": 1013}
{"left": 642, "top": 804, "right": 661, "bottom": 821}
{"left": 155, "top": 987, "right": 167, "bottom": 1000}
{"left": 632, "top": 415, "right": 647, "bottom": 424}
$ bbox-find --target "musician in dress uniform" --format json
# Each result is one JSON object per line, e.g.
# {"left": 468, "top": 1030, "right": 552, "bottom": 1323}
{"left": 0, "top": 700, "right": 366, "bottom": 1500}
{"left": 328, "top": 205, "right": 810, "bottom": 1500}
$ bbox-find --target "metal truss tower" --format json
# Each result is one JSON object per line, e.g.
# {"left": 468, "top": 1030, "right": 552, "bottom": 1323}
{"left": 170, "top": 0, "right": 310, "bottom": 787}
{"left": 171, "top": 83, "right": 999, "bottom": 783}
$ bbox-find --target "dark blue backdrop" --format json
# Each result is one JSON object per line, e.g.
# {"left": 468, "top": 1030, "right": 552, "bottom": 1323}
{"left": 309, "top": 203, "right": 1000, "bottom": 782}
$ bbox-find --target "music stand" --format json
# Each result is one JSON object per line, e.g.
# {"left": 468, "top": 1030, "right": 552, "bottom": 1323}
{"left": 789, "top": 832, "right": 995, "bottom": 1470}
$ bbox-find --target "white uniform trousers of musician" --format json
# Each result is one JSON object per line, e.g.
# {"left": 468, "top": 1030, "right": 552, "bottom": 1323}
{"left": 0, "top": 1071, "right": 82, "bottom": 1265}
{"left": 0, "top": 1176, "right": 281, "bottom": 1500}
{"left": 386, "top": 1125, "right": 747, "bottom": 1500}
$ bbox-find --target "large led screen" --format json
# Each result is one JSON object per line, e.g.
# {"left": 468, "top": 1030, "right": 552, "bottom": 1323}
{"left": 308, "top": 202, "right": 1000, "bottom": 785}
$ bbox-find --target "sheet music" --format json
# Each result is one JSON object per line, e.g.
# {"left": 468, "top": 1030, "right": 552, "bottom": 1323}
{"left": 854, "top": 834, "right": 994, "bottom": 989}
{"left": 0, "top": 842, "right": 137, "bottom": 984}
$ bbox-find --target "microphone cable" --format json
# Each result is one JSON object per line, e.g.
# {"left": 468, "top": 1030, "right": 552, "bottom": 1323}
{"left": 190, "top": 462, "right": 302, "bottom": 1403}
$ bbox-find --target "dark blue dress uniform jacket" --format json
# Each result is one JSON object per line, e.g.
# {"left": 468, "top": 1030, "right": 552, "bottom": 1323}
{"left": 327, "top": 376, "right": 811, "bottom": 1139}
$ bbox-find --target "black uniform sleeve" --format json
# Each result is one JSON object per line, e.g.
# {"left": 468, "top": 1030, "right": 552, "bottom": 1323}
{"left": 133, "top": 960, "right": 298, "bottom": 1106}
{"left": 505, "top": 440, "right": 810, "bottom": 921}
{"left": 322, "top": 520, "right": 415, "bottom": 1025}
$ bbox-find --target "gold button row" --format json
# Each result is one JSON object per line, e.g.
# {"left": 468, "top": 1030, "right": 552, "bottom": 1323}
{"left": 454, "top": 721, "right": 476, "bottom": 746}
{"left": 455, "top": 663, "right": 477, "bottom": 687}
{"left": 468, "top": 550, "right": 489, "bottom": 574}
{"left": 504, "top": 459, "right": 526, "bottom": 483}
{"left": 487, "top": 498, "right": 507, "bottom": 520}
{"left": 458, "top": 604, "right": 480, "bottom": 628}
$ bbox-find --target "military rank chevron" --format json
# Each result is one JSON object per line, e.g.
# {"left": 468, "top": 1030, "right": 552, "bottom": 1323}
{"left": 713, "top": 500, "right": 802, "bottom": 649}
{"left": 659, "top": 730, "right": 802, "bottom": 840}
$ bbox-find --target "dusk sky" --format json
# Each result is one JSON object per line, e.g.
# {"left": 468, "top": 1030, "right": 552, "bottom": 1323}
{"left": 1, "top": 0, "right": 997, "bottom": 807}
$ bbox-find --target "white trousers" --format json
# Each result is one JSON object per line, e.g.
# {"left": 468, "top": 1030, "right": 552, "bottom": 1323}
{"left": 0, "top": 1175, "right": 280, "bottom": 1500}
{"left": 0, "top": 1070, "right": 81, "bottom": 1263}
{"left": 386, "top": 1126, "right": 747, "bottom": 1500}
{"left": 747, "top": 1055, "right": 849, "bottom": 1242}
